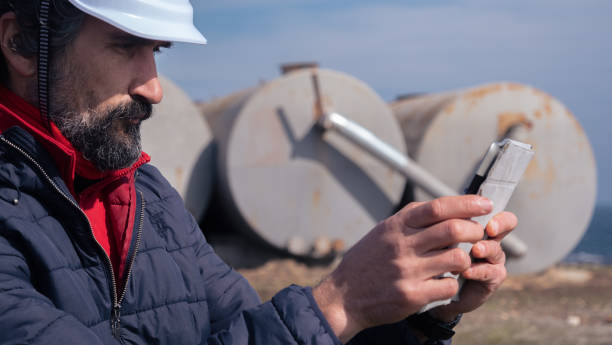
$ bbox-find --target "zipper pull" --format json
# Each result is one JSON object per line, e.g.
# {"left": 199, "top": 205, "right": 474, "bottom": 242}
{"left": 111, "top": 303, "right": 122, "bottom": 339}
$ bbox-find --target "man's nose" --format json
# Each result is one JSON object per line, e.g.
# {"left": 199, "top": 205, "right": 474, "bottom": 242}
{"left": 130, "top": 76, "right": 163, "bottom": 105}
{"left": 129, "top": 50, "right": 164, "bottom": 104}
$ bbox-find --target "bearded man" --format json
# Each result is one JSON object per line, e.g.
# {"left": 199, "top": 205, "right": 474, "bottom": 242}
{"left": 0, "top": 1, "right": 517, "bottom": 344}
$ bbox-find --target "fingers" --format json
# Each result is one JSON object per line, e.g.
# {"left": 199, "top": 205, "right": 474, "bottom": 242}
{"left": 462, "top": 261, "right": 507, "bottom": 286}
{"left": 486, "top": 211, "right": 518, "bottom": 240}
{"left": 463, "top": 240, "right": 507, "bottom": 285}
{"left": 421, "top": 247, "right": 472, "bottom": 276}
{"left": 471, "top": 240, "right": 506, "bottom": 264}
{"left": 401, "top": 196, "right": 493, "bottom": 228}
{"left": 414, "top": 218, "right": 485, "bottom": 252}
{"left": 417, "top": 277, "right": 460, "bottom": 304}
{"left": 400, "top": 201, "right": 428, "bottom": 213}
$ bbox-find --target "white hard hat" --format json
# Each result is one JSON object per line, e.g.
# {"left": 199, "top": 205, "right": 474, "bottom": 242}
{"left": 67, "top": 0, "right": 207, "bottom": 44}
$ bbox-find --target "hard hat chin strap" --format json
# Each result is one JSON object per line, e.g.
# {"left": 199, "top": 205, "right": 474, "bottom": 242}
{"left": 38, "top": 0, "right": 51, "bottom": 129}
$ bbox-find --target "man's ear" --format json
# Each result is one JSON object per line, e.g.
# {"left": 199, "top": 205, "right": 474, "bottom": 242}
{"left": 0, "top": 11, "right": 37, "bottom": 78}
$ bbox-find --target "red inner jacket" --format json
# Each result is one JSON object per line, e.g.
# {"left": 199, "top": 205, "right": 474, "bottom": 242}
{"left": 0, "top": 85, "right": 150, "bottom": 288}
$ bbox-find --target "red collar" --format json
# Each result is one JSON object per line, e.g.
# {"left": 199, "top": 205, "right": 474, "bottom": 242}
{"left": 0, "top": 85, "right": 150, "bottom": 195}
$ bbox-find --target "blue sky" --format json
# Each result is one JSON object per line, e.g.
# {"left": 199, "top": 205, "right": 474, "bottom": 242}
{"left": 157, "top": 0, "right": 612, "bottom": 204}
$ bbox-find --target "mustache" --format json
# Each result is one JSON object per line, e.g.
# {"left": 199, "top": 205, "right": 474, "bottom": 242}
{"left": 108, "top": 97, "right": 153, "bottom": 122}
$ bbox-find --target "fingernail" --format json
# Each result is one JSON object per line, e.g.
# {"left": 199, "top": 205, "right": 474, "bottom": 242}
{"left": 475, "top": 243, "right": 484, "bottom": 254}
{"left": 489, "top": 220, "right": 498, "bottom": 236}
{"left": 478, "top": 198, "right": 493, "bottom": 213}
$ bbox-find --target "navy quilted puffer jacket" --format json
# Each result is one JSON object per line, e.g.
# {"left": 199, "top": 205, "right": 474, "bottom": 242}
{"left": 0, "top": 126, "right": 439, "bottom": 345}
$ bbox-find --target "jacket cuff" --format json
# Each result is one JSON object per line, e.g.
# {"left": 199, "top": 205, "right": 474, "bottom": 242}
{"left": 271, "top": 285, "right": 343, "bottom": 345}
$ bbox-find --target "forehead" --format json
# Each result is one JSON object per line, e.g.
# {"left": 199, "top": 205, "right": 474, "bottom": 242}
{"left": 77, "top": 15, "right": 169, "bottom": 47}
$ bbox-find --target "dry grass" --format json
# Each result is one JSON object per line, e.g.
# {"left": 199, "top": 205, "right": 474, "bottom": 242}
{"left": 236, "top": 259, "right": 612, "bottom": 345}
{"left": 210, "top": 233, "right": 612, "bottom": 344}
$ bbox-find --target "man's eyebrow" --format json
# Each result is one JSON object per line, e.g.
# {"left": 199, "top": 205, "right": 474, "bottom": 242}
{"left": 109, "top": 33, "right": 173, "bottom": 48}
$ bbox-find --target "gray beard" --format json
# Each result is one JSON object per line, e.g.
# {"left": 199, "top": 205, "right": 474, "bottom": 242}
{"left": 45, "top": 48, "right": 153, "bottom": 172}
{"left": 48, "top": 100, "right": 152, "bottom": 171}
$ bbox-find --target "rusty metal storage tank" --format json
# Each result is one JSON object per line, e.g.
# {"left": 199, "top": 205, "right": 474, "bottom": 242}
{"left": 201, "top": 67, "right": 407, "bottom": 257}
{"left": 141, "top": 76, "right": 215, "bottom": 221}
{"left": 391, "top": 82, "right": 597, "bottom": 274}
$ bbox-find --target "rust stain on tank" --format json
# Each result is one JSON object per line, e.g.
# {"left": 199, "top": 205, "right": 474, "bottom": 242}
{"left": 464, "top": 84, "right": 503, "bottom": 101}
{"left": 497, "top": 112, "right": 533, "bottom": 138}
{"left": 534, "top": 110, "right": 543, "bottom": 119}
{"left": 543, "top": 99, "right": 553, "bottom": 116}
{"left": 506, "top": 82, "right": 525, "bottom": 91}
{"left": 532, "top": 89, "right": 554, "bottom": 117}
{"left": 524, "top": 157, "right": 556, "bottom": 196}
{"left": 444, "top": 103, "right": 455, "bottom": 115}
{"left": 312, "top": 103, "right": 320, "bottom": 119}
{"left": 312, "top": 189, "right": 321, "bottom": 207}
{"left": 174, "top": 167, "right": 184, "bottom": 190}
{"left": 312, "top": 94, "right": 333, "bottom": 118}
{"left": 532, "top": 88, "right": 550, "bottom": 98}
{"left": 567, "top": 110, "right": 585, "bottom": 135}
{"left": 524, "top": 157, "right": 539, "bottom": 179}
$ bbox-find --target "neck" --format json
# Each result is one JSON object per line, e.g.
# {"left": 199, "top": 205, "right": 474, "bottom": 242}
{"left": 5, "top": 75, "right": 38, "bottom": 108}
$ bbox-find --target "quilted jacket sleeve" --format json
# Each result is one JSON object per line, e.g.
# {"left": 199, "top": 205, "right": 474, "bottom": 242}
{"left": 0, "top": 236, "right": 106, "bottom": 345}
{"left": 192, "top": 220, "right": 443, "bottom": 345}
{"left": 192, "top": 219, "right": 342, "bottom": 345}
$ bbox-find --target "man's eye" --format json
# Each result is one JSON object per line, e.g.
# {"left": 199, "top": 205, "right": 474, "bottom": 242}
{"left": 154, "top": 45, "right": 168, "bottom": 55}
{"left": 115, "top": 44, "right": 136, "bottom": 55}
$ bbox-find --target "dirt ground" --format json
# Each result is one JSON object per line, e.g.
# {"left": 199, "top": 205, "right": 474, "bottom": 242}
{"left": 207, "top": 233, "right": 612, "bottom": 344}
{"left": 235, "top": 257, "right": 612, "bottom": 345}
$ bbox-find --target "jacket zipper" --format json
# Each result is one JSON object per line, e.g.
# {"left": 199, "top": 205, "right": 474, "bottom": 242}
{"left": 0, "top": 135, "right": 145, "bottom": 342}
{"left": 112, "top": 191, "right": 145, "bottom": 341}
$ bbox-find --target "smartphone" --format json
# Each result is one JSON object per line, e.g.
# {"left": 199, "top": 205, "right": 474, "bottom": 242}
{"left": 419, "top": 138, "right": 534, "bottom": 313}
{"left": 464, "top": 142, "right": 503, "bottom": 195}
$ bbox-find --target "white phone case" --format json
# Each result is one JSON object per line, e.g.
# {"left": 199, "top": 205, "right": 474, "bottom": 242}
{"left": 419, "top": 139, "right": 534, "bottom": 313}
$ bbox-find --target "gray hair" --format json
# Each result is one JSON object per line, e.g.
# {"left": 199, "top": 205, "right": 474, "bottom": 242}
{"left": 0, "top": 0, "right": 84, "bottom": 84}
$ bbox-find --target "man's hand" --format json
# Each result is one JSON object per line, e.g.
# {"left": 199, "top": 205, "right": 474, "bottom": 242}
{"left": 312, "top": 195, "right": 495, "bottom": 343}
{"left": 429, "top": 211, "right": 518, "bottom": 322}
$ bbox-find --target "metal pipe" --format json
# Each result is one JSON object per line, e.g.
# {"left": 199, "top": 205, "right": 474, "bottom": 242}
{"left": 317, "top": 111, "right": 527, "bottom": 258}
{"left": 319, "top": 112, "right": 459, "bottom": 197}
